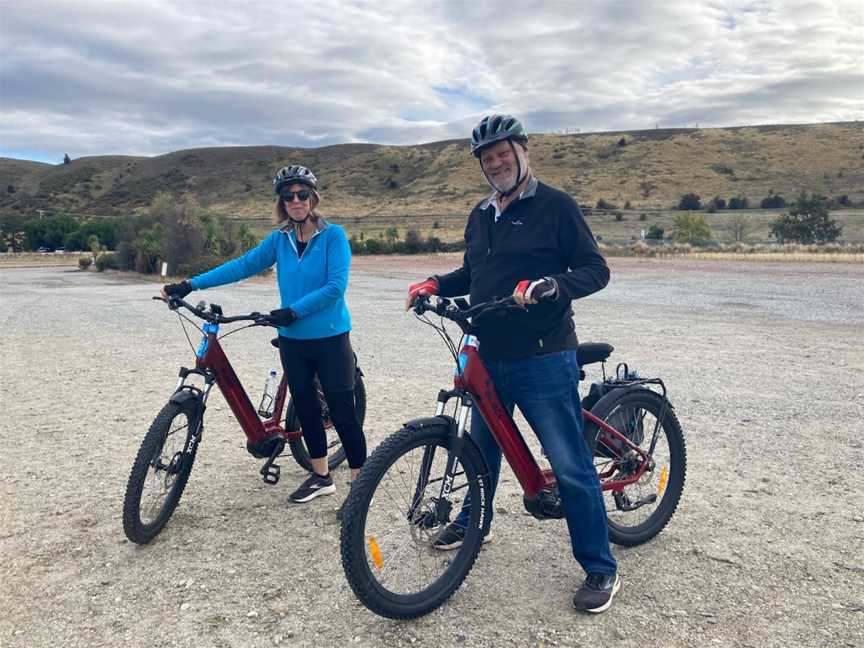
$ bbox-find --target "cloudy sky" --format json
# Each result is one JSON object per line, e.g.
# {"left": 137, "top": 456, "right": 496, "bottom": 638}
{"left": 1, "top": 0, "right": 862, "bottom": 163}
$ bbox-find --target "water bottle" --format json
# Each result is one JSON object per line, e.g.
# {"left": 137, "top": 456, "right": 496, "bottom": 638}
{"left": 258, "top": 368, "right": 278, "bottom": 417}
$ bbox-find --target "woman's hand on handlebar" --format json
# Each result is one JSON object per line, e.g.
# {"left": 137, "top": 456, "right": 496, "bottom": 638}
{"left": 161, "top": 280, "right": 193, "bottom": 300}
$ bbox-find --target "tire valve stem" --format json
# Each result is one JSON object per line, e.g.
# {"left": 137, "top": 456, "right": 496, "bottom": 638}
{"left": 369, "top": 536, "right": 384, "bottom": 570}
{"left": 657, "top": 466, "right": 668, "bottom": 496}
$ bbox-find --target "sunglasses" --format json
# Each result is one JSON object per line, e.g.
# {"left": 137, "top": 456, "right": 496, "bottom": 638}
{"left": 281, "top": 190, "right": 311, "bottom": 202}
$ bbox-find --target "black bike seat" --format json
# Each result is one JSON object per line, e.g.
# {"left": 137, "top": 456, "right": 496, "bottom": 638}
{"left": 577, "top": 343, "right": 614, "bottom": 367}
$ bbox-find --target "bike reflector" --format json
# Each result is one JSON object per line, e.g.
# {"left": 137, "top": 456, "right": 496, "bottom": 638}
{"left": 657, "top": 466, "right": 668, "bottom": 496}
{"left": 368, "top": 536, "right": 383, "bottom": 570}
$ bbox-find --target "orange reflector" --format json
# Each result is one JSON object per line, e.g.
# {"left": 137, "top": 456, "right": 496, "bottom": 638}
{"left": 368, "top": 536, "right": 383, "bottom": 570}
{"left": 657, "top": 466, "right": 668, "bottom": 496}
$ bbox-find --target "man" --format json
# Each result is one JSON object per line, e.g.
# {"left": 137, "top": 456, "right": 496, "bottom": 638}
{"left": 405, "top": 114, "right": 619, "bottom": 613}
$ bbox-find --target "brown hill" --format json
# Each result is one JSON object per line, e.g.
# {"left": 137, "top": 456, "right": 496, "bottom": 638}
{"left": 2, "top": 122, "right": 862, "bottom": 230}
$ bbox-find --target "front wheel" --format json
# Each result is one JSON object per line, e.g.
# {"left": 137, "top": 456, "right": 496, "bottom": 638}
{"left": 589, "top": 388, "right": 686, "bottom": 547}
{"left": 287, "top": 374, "right": 366, "bottom": 472}
{"left": 340, "top": 423, "right": 490, "bottom": 619}
{"left": 123, "top": 399, "right": 201, "bottom": 544}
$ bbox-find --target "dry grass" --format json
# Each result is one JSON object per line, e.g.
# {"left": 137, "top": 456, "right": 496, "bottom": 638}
{"left": 2, "top": 122, "right": 862, "bottom": 230}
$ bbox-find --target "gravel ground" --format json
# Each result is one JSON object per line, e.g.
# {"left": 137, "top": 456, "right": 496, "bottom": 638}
{"left": 1, "top": 257, "right": 862, "bottom": 648}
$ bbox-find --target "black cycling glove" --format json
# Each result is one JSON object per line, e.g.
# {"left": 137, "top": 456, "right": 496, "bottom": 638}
{"left": 163, "top": 280, "right": 193, "bottom": 298}
{"left": 267, "top": 307, "right": 297, "bottom": 327}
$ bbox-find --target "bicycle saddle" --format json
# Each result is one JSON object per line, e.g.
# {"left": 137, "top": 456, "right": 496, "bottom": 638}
{"left": 576, "top": 343, "right": 613, "bottom": 367}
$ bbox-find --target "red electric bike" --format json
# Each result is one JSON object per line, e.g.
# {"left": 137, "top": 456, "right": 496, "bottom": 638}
{"left": 340, "top": 295, "right": 686, "bottom": 619}
{"left": 122, "top": 295, "right": 365, "bottom": 544}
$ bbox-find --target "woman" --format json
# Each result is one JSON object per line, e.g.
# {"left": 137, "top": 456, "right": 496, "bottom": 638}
{"left": 162, "top": 164, "right": 365, "bottom": 505}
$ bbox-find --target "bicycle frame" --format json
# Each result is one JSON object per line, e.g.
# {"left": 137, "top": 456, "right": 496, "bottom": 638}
{"left": 450, "top": 335, "right": 651, "bottom": 500}
{"left": 178, "top": 321, "right": 302, "bottom": 449}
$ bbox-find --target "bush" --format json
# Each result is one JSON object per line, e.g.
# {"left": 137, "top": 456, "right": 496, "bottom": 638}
{"left": 638, "top": 213, "right": 647, "bottom": 221}
{"left": 645, "top": 225, "right": 664, "bottom": 240}
{"left": 678, "top": 193, "right": 702, "bottom": 210}
{"left": 404, "top": 230, "right": 424, "bottom": 254}
{"left": 78, "top": 256, "right": 93, "bottom": 270}
{"left": 708, "top": 196, "right": 726, "bottom": 210}
{"left": 364, "top": 238, "right": 384, "bottom": 254}
{"left": 728, "top": 196, "right": 749, "bottom": 210}
{"left": 596, "top": 198, "right": 617, "bottom": 210}
{"left": 176, "top": 254, "right": 230, "bottom": 277}
{"left": 95, "top": 253, "right": 118, "bottom": 272}
{"left": 760, "top": 195, "right": 786, "bottom": 209}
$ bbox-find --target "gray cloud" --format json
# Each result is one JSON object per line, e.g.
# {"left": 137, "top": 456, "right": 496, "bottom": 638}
{"left": 0, "top": 0, "right": 861, "bottom": 162}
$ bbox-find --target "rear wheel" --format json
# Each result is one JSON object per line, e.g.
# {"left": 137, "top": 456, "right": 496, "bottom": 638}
{"left": 340, "top": 424, "right": 489, "bottom": 619}
{"left": 588, "top": 388, "right": 686, "bottom": 546}
{"left": 287, "top": 374, "right": 366, "bottom": 472}
{"left": 123, "top": 399, "right": 201, "bottom": 544}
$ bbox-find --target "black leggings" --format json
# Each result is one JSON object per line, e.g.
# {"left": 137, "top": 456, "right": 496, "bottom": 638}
{"left": 278, "top": 332, "right": 366, "bottom": 470}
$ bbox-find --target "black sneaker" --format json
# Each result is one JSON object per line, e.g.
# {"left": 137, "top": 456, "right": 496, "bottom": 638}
{"left": 289, "top": 472, "right": 336, "bottom": 503}
{"left": 431, "top": 521, "right": 493, "bottom": 551}
{"left": 573, "top": 573, "right": 621, "bottom": 613}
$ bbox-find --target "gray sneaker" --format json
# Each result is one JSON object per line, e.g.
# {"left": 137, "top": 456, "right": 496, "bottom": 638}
{"left": 431, "top": 521, "right": 493, "bottom": 550}
{"left": 289, "top": 472, "right": 336, "bottom": 503}
{"left": 573, "top": 573, "right": 621, "bottom": 613}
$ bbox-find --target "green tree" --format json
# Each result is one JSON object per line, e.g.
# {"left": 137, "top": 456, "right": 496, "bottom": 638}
{"left": 385, "top": 227, "right": 399, "bottom": 244}
{"left": 673, "top": 213, "right": 711, "bottom": 245}
{"left": 770, "top": 192, "right": 841, "bottom": 244}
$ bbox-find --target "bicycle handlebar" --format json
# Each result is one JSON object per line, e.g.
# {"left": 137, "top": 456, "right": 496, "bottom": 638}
{"left": 153, "top": 295, "right": 273, "bottom": 326}
{"left": 412, "top": 294, "right": 521, "bottom": 331}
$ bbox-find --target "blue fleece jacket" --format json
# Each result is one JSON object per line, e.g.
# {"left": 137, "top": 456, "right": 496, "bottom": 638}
{"left": 190, "top": 221, "right": 351, "bottom": 340}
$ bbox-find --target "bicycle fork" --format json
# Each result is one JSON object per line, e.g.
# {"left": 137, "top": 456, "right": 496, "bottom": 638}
{"left": 408, "top": 393, "right": 484, "bottom": 532}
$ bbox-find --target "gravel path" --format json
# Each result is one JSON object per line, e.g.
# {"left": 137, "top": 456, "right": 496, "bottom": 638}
{"left": 1, "top": 258, "right": 862, "bottom": 648}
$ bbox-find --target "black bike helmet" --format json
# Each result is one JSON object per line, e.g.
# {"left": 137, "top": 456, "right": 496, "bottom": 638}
{"left": 470, "top": 114, "right": 528, "bottom": 157}
{"left": 273, "top": 164, "right": 319, "bottom": 194}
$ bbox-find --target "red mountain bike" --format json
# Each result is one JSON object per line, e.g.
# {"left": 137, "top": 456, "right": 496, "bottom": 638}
{"left": 122, "top": 295, "right": 366, "bottom": 544}
{"left": 340, "top": 295, "right": 686, "bottom": 619}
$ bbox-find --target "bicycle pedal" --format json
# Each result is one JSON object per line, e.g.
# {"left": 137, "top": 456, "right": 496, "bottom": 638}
{"left": 260, "top": 462, "right": 280, "bottom": 485}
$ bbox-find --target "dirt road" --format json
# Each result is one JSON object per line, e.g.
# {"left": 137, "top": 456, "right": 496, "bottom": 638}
{"left": 1, "top": 257, "right": 862, "bottom": 648}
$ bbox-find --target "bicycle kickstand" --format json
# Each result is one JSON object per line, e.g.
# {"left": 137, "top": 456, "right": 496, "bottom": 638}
{"left": 259, "top": 438, "right": 285, "bottom": 486}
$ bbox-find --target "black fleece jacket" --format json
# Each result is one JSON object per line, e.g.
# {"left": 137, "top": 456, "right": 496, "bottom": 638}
{"left": 435, "top": 181, "right": 609, "bottom": 360}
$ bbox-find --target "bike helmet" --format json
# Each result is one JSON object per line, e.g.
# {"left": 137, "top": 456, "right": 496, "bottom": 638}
{"left": 470, "top": 114, "right": 528, "bottom": 157}
{"left": 273, "top": 164, "right": 319, "bottom": 194}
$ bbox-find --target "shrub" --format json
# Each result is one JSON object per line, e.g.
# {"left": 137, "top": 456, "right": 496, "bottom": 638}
{"left": 596, "top": 198, "right": 617, "bottom": 210}
{"left": 95, "top": 253, "right": 118, "bottom": 272}
{"left": 624, "top": 201, "right": 632, "bottom": 209}
{"left": 364, "top": 238, "right": 384, "bottom": 254}
{"left": 404, "top": 230, "right": 424, "bottom": 254}
{"left": 728, "top": 196, "right": 749, "bottom": 210}
{"left": 678, "top": 193, "right": 702, "bottom": 210}
{"left": 613, "top": 212, "right": 624, "bottom": 221}
{"left": 760, "top": 195, "right": 786, "bottom": 209}
{"left": 645, "top": 225, "right": 664, "bottom": 240}
{"left": 711, "top": 163, "right": 734, "bottom": 175}
{"left": 176, "top": 254, "right": 230, "bottom": 277}
{"left": 638, "top": 213, "right": 647, "bottom": 221}
{"left": 706, "top": 196, "right": 725, "bottom": 213}
{"left": 78, "top": 256, "right": 93, "bottom": 270}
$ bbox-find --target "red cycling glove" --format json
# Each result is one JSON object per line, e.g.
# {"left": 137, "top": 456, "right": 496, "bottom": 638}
{"left": 406, "top": 277, "right": 439, "bottom": 309}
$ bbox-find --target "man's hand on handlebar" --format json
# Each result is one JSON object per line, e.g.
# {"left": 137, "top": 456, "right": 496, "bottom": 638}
{"left": 513, "top": 277, "right": 559, "bottom": 306}
{"left": 161, "top": 280, "right": 193, "bottom": 299}
{"left": 406, "top": 277, "right": 439, "bottom": 310}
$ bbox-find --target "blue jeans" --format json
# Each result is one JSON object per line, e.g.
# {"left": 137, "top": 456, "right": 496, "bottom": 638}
{"left": 459, "top": 349, "right": 617, "bottom": 576}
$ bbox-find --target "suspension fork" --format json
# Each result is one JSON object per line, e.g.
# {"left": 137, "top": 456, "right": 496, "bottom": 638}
{"left": 408, "top": 391, "right": 473, "bottom": 522}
